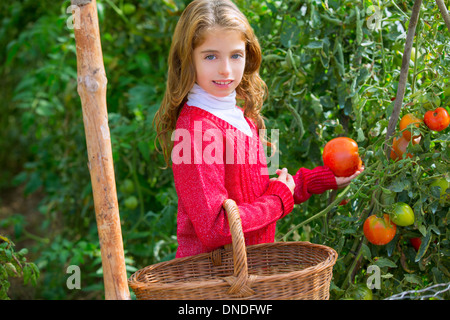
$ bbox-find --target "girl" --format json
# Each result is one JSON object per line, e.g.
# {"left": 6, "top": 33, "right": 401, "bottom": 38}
{"left": 153, "top": 0, "right": 363, "bottom": 258}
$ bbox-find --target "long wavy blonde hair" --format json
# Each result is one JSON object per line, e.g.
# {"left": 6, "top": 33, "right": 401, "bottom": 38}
{"left": 153, "top": 0, "right": 268, "bottom": 167}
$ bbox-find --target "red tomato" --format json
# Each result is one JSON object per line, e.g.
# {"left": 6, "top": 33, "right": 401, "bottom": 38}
{"left": 363, "top": 214, "right": 397, "bottom": 245}
{"left": 409, "top": 237, "right": 422, "bottom": 251}
{"left": 323, "top": 137, "right": 362, "bottom": 177}
{"left": 399, "top": 113, "right": 422, "bottom": 141}
{"left": 424, "top": 107, "right": 450, "bottom": 132}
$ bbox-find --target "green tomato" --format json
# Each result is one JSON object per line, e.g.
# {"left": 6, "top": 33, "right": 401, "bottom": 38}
{"left": 348, "top": 284, "right": 373, "bottom": 300}
{"left": 122, "top": 3, "right": 136, "bottom": 15}
{"left": 443, "top": 84, "right": 450, "bottom": 97}
{"left": 430, "top": 178, "right": 449, "bottom": 201}
{"left": 389, "top": 202, "right": 415, "bottom": 227}
{"left": 121, "top": 179, "right": 135, "bottom": 194}
{"left": 124, "top": 196, "right": 138, "bottom": 210}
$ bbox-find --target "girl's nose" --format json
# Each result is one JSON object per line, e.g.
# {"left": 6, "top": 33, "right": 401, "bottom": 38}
{"left": 218, "top": 59, "right": 231, "bottom": 76}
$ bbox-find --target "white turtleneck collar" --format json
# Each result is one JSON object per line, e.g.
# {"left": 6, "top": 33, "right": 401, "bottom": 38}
{"left": 186, "top": 83, "right": 253, "bottom": 137}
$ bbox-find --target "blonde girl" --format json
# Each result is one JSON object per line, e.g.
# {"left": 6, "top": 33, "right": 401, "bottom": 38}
{"left": 153, "top": 0, "right": 362, "bottom": 258}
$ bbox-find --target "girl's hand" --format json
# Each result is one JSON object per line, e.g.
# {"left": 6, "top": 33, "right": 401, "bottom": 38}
{"left": 335, "top": 166, "right": 364, "bottom": 188}
{"left": 270, "top": 168, "right": 296, "bottom": 195}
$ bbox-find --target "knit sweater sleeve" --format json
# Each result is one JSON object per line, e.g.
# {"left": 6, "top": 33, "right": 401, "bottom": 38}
{"left": 292, "top": 166, "right": 338, "bottom": 204}
{"left": 172, "top": 117, "right": 294, "bottom": 250}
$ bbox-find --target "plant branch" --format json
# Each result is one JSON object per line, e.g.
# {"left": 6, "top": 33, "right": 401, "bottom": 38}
{"left": 282, "top": 185, "right": 351, "bottom": 241}
{"left": 384, "top": 0, "right": 422, "bottom": 158}
{"left": 342, "top": 237, "right": 368, "bottom": 290}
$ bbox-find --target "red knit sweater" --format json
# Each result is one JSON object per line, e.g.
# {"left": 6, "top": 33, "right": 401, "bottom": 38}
{"left": 172, "top": 105, "right": 337, "bottom": 258}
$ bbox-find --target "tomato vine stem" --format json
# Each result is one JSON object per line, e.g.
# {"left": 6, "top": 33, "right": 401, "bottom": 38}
{"left": 282, "top": 185, "right": 352, "bottom": 241}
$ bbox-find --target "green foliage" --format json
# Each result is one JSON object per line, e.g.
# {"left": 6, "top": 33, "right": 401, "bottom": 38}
{"left": 1, "top": 0, "right": 449, "bottom": 299}
{"left": 0, "top": 235, "right": 40, "bottom": 299}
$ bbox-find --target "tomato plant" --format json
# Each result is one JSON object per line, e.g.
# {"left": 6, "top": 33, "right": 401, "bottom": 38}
{"left": 263, "top": 0, "right": 450, "bottom": 300}
{"left": 322, "top": 137, "right": 362, "bottom": 177}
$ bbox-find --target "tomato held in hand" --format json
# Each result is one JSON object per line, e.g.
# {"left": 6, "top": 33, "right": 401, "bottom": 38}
{"left": 389, "top": 202, "right": 415, "bottom": 226}
{"left": 399, "top": 113, "right": 423, "bottom": 141}
{"left": 424, "top": 107, "right": 450, "bottom": 132}
{"left": 363, "top": 214, "right": 397, "bottom": 245}
{"left": 323, "top": 137, "right": 362, "bottom": 177}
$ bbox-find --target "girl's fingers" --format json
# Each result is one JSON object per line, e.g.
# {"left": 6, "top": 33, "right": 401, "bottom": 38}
{"left": 272, "top": 168, "right": 295, "bottom": 195}
{"left": 276, "top": 168, "right": 288, "bottom": 182}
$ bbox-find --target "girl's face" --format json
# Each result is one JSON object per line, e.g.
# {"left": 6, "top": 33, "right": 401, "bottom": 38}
{"left": 193, "top": 27, "right": 246, "bottom": 98}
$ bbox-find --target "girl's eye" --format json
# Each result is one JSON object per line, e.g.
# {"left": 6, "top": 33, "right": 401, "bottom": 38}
{"left": 231, "top": 53, "right": 243, "bottom": 59}
{"left": 205, "top": 55, "right": 216, "bottom": 60}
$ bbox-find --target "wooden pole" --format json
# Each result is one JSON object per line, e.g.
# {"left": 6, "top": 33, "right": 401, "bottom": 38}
{"left": 436, "top": 0, "right": 450, "bottom": 33}
{"left": 384, "top": 0, "right": 422, "bottom": 158}
{"left": 70, "top": 0, "right": 130, "bottom": 300}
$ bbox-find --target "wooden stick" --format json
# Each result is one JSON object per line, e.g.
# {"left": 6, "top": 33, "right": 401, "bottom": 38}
{"left": 436, "top": 0, "right": 450, "bottom": 33}
{"left": 70, "top": 0, "right": 130, "bottom": 300}
{"left": 384, "top": 0, "right": 423, "bottom": 158}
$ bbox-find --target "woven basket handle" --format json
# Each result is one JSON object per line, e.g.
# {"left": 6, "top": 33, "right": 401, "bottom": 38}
{"left": 222, "top": 199, "right": 255, "bottom": 297}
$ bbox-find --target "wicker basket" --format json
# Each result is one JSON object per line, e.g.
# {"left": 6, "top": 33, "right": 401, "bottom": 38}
{"left": 128, "top": 199, "right": 338, "bottom": 300}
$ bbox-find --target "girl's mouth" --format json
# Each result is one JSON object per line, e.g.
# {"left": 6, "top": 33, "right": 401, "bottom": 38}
{"left": 213, "top": 80, "right": 233, "bottom": 86}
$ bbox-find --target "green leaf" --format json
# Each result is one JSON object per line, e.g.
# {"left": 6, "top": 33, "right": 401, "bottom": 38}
{"left": 356, "top": 128, "right": 365, "bottom": 142}
{"left": 361, "top": 243, "right": 371, "bottom": 260}
{"left": 23, "top": 264, "right": 31, "bottom": 285}
{"left": 310, "top": 94, "right": 323, "bottom": 116}
{"left": 374, "top": 257, "right": 397, "bottom": 268}
{"left": 415, "top": 231, "right": 432, "bottom": 262}
{"left": 355, "top": 7, "right": 363, "bottom": 44}
{"left": 138, "top": 140, "right": 150, "bottom": 162}
{"left": 280, "top": 18, "right": 300, "bottom": 48}
{"left": 0, "top": 265, "right": 7, "bottom": 279}
{"left": 390, "top": 179, "right": 410, "bottom": 193}
{"left": 404, "top": 274, "right": 422, "bottom": 285}
{"left": 305, "top": 41, "right": 323, "bottom": 49}
{"left": 5, "top": 249, "right": 12, "bottom": 262}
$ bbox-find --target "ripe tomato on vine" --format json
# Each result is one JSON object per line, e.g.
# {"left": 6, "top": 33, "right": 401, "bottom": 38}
{"left": 424, "top": 107, "right": 450, "bottom": 132}
{"left": 399, "top": 113, "right": 422, "bottom": 141}
{"left": 363, "top": 214, "right": 397, "bottom": 246}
